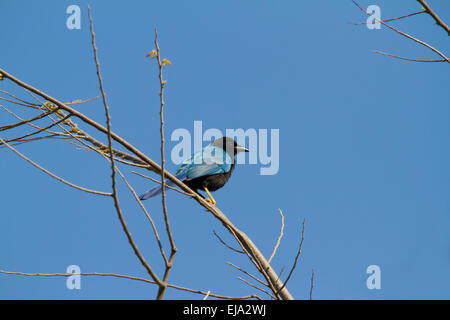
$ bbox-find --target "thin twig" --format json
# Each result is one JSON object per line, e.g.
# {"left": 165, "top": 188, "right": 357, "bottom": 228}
{"left": 0, "top": 69, "right": 295, "bottom": 300}
{"left": 268, "top": 208, "right": 284, "bottom": 264}
{"left": 372, "top": 50, "right": 447, "bottom": 62}
{"left": 227, "top": 261, "right": 267, "bottom": 287}
{"left": 351, "top": 0, "right": 450, "bottom": 63}
{"left": 0, "top": 134, "right": 71, "bottom": 148}
{"left": 417, "top": 0, "right": 450, "bottom": 35}
{"left": 65, "top": 95, "right": 101, "bottom": 105}
{"left": 0, "top": 89, "right": 39, "bottom": 107}
{"left": 0, "top": 137, "right": 111, "bottom": 196}
{"left": 0, "top": 104, "right": 64, "bottom": 137}
{"left": 88, "top": 5, "right": 162, "bottom": 287}
{"left": 0, "top": 109, "right": 56, "bottom": 132}
{"left": 115, "top": 167, "right": 168, "bottom": 266}
{"left": 213, "top": 230, "right": 246, "bottom": 254}
{"left": 349, "top": 10, "right": 425, "bottom": 25}
{"left": 0, "top": 270, "right": 261, "bottom": 300}
{"left": 309, "top": 267, "right": 315, "bottom": 300}
{"left": 0, "top": 68, "right": 162, "bottom": 173}
{"left": 44, "top": 104, "right": 149, "bottom": 167}
{"left": 132, "top": 171, "right": 193, "bottom": 196}
{"left": 1, "top": 114, "right": 71, "bottom": 145}
{"left": 275, "top": 266, "right": 285, "bottom": 285}
{"left": 237, "top": 277, "right": 275, "bottom": 299}
{"left": 276, "top": 219, "right": 306, "bottom": 296}
{"left": 23, "top": 88, "right": 44, "bottom": 105}
{"left": 0, "top": 96, "right": 40, "bottom": 109}
{"left": 154, "top": 28, "right": 177, "bottom": 300}
{"left": 224, "top": 224, "right": 282, "bottom": 300}
{"left": 0, "top": 67, "right": 295, "bottom": 300}
{"left": 73, "top": 142, "right": 150, "bottom": 167}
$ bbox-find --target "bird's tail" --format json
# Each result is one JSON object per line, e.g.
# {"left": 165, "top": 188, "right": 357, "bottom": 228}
{"left": 139, "top": 173, "right": 186, "bottom": 200}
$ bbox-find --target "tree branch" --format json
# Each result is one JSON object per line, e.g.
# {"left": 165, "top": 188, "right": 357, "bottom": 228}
{"left": 213, "top": 230, "right": 246, "bottom": 254}
{"left": 153, "top": 28, "right": 178, "bottom": 300}
{"left": 348, "top": 10, "right": 425, "bottom": 25}
{"left": 372, "top": 50, "right": 447, "bottom": 62}
{"left": 0, "top": 136, "right": 111, "bottom": 196}
{"left": 351, "top": 0, "right": 450, "bottom": 63}
{"left": 309, "top": 267, "right": 315, "bottom": 300}
{"left": 88, "top": 5, "right": 163, "bottom": 288}
{"left": 0, "top": 269, "right": 261, "bottom": 300}
{"left": 417, "top": 0, "right": 450, "bottom": 36}
{"left": 268, "top": 208, "right": 284, "bottom": 264}
{"left": 276, "top": 219, "right": 305, "bottom": 296}
{"left": 0, "top": 28, "right": 296, "bottom": 299}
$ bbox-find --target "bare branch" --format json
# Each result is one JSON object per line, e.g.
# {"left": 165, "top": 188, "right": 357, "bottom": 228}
{"left": 1, "top": 114, "right": 71, "bottom": 145}
{"left": 0, "top": 104, "right": 64, "bottom": 137}
{"left": 0, "top": 109, "right": 56, "bottom": 132}
{"left": 417, "top": 0, "right": 450, "bottom": 36}
{"left": 0, "top": 89, "right": 39, "bottom": 107}
{"left": 268, "top": 208, "right": 284, "bottom": 264}
{"left": 276, "top": 218, "right": 306, "bottom": 296}
{"left": 237, "top": 277, "right": 275, "bottom": 299}
{"left": 309, "top": 267, "right": 315, "bottom": 300}
{"left": 372, "top": 50, "right": 447, "bottom": 62}
{"left": 224, "top": 224, "right": 284, "bottom": 299}
{"left": 0, "top": 68, "right": 163, "bottom": 173}
{"left": 0, "top": 96, "right": 40, "bottom": 109}
{"left": 213, "top": 230, "right": 246, "bottom": 254}
{"left": 349, "top": 10, "right": 425, "bottom": 25}
{"left": 351, "top": 0, "right": 450, "bottom": 63}
{"left": 227, "top": 261, "right": 267, "bottom": 287}
{"left": 0, "top": 137, "right": 111, "bottom": 196}
{"left": 132, "top": 171, "right": 193, "bottom": 196}
{"left": 229, "top": 226, "right": 282, "bottom": 299}
{"left": 115, "top": 167, "right": 168, "bottom": 266}
{"left": 0, "top": 63, "right": 295, "bottom": 300}
{"left": 65, "top": 95, "right": 101, "bottom": 105}
{"left": 275, "top": 266, "right": 285, "bottom": 284}
{"left": 0, "top": 134, "right": 71, "bottom": 149}
{"left": 153, "top": 28, "right": 177, "bottom": 300}
{"left": 0, "top": 269, "right": 261, "bottom": 300}
{"left": 88, "top": 5, "right": 162, "bottom": 287}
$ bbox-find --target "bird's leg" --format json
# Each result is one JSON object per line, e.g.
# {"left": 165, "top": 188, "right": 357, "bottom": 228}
{"left": 203, "top": 186, "right": 216, "bottom": 206}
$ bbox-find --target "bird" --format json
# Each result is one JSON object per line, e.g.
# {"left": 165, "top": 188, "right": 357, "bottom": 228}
{"left": 139, "top": 137, "right": 249, "bottom": 205}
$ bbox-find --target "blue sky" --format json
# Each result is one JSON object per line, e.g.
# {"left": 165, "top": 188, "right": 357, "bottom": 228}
{"left": 1, "top": 0, "right": 449, "bottom": 299}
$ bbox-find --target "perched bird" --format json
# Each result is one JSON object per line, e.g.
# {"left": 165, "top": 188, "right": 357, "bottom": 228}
{"left": 139, "top": 137, "right": 249, "bottom": 205}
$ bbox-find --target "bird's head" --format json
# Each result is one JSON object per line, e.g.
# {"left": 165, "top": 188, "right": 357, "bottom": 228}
{"left": 210, "top": 137, "right": 249, "bottom": 157}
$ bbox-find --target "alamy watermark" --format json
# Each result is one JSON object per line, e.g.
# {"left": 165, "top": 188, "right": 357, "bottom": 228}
{"left": 366, "top": 264, "right": 381, "bottom": 290}
{"left": 66, "top": 5, "right": 81, "bottom": 30}
{"left": 170, "top": 121, "right": 280, "bottom": 175}
{"left": 366, "top": 5, "right": 381, "bottom": 30}
{"left": 66, "top": 264, "right": 81, "bottom": 290}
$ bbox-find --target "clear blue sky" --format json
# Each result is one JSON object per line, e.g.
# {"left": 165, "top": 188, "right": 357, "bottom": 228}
{"left": 1, "top": 0, "right": 449, "bottom": 299}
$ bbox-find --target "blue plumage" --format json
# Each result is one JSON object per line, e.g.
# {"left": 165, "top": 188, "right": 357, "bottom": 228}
{"left": 139, "top": 172, "right": 186, "bottom": 200}
{"left": 177, "top": 145, "right": 232, "bottom": 179}
{"left": 139, "top": 137, "right": 248, "bottom": 204}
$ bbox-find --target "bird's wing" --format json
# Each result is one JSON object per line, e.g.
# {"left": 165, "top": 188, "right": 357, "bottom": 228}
{"left": 176, "top": 146, "right": 232, "bottom": 180}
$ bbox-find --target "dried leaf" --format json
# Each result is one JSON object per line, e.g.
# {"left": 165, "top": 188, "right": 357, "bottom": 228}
{"left": 146, "top": 50, "right": 157, "bottom": 59}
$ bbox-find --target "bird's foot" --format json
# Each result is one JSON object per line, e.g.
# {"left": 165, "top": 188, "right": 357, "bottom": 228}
{"left": 203, "top": 186, "right": 217, "bottom": 206}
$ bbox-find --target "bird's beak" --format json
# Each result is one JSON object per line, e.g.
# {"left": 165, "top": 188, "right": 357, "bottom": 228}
{"left": 235, "top": 145, "right": 249, "bottom": 153}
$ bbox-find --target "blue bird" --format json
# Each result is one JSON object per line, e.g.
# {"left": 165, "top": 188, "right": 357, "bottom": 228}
{"left": 139, "top": 137, "right": 249, "bottom": 205}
